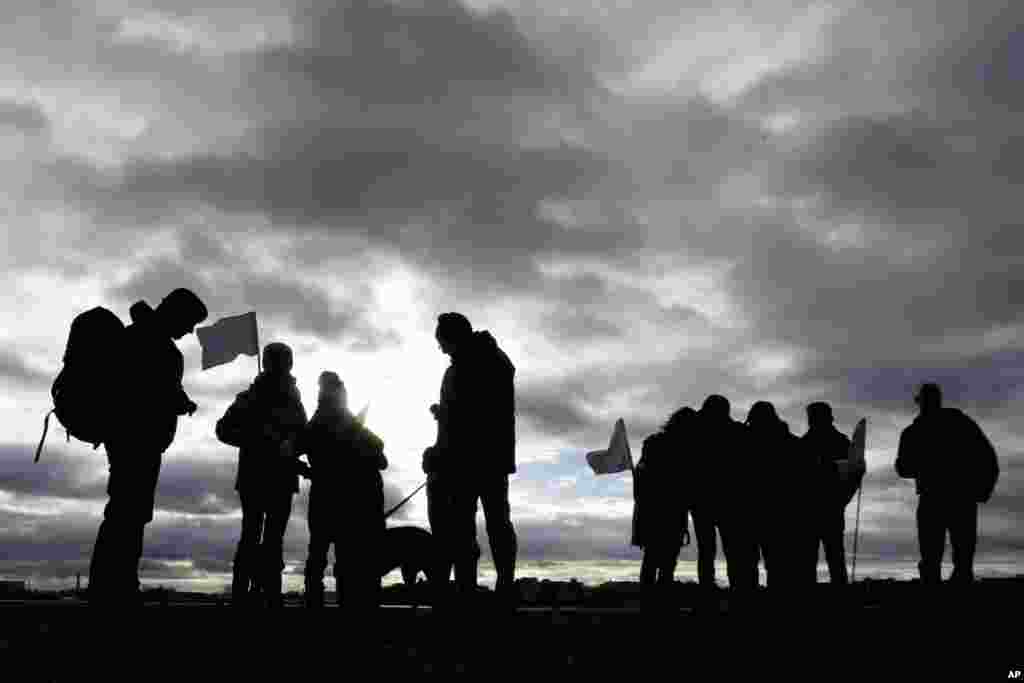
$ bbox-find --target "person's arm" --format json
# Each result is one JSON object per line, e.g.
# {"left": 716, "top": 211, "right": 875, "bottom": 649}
{"left": 215, "top": 394, "right": 250, "bottom": 448}
{"left": 894, "top": 426, "right": 918, "bottom": 479}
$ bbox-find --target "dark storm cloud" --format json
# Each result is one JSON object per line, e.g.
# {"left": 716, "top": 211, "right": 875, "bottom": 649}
{"left": 0, "top": 444, "right": 107, "bottom": 502}
{"left": 107, "top": 252, "right": 401, "bottom": 349}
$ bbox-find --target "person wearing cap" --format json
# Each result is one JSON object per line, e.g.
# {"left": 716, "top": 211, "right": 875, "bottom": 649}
{"left": 88, "top": 288, "right": 209, "bottom": 607}
{"left": 896, "top": 383, "right": 999, "bottom": 584}
{"left": 216, "top": 342, "right": 308, "bottom": 607}
{"left": 296, "top": 371, "right": 387, "bottom": 610}
{"left": 801, "top": 402, "right": 852, "bottom": 585}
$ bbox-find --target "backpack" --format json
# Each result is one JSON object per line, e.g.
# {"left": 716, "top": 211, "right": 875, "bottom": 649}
{"left": 35, "top": 307, "right": 126, "bottom": 462}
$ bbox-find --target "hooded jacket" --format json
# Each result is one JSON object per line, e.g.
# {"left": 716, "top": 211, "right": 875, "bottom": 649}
{"left": 216, "top": 371, "right": 308, "bottom": 496}
{"left": 435, "top": 330, "right": 516, "bottom": 475}
{"left": 896, "top": 407, "right": 999, "bottom": 502}
{"left": 110, "top": 301, "right": 192, "bottom": 454}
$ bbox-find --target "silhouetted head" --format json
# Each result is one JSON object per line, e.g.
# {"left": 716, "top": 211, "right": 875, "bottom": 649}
{"left": 915, "top": 382, "right": 942, "bottom": 414}
{"left": 435, "top": 312, "right": 473, "bottom": 357}
{"left": 262, "top": 342, "right": 293, "bottom": 376}
{"left": 746, "top": 401, "right": 780, "bottom": 429}
{"left": 806, "top": 402, "right": 833, "bottom": 430}
{"left": 700, "top": 395, "right": 731, "bottom": 421}
{"left": 663, "top": 406, "right": 696, "bottom": 433}
{"left": 155, "top": 288, "right": 208, "bottom": 339}
{"left": 318, "top": 370, "right": 347, "bottom": 409}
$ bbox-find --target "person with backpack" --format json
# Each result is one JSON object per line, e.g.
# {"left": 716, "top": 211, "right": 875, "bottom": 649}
{"left": 86, "top": 288, "right": 208, "bottom": 606}
{"left": 801, "top": 402, "right": 852, "bottom": 585}
{"left": 216, "top": 342, "right": 307, "bottom": 607}
{"left": 636, "top": 406, "right": 694, "bottom": 589}
{"left": 298, "top": 371, "right": 387, "bottom": 610}
{"left": 895, "top": 383, "right": 999, "bottom": 585}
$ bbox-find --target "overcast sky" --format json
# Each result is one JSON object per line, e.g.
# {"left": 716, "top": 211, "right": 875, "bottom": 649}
{"left": 2, "top": 0, "right": 1023, "bottom": 588}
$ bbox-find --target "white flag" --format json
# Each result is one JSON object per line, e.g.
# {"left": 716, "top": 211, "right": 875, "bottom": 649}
{"left": 196, "top": 312, "right": 259, "bottom": 370}
{"left": 356, "top": 403, "right": 369, "bottom": 425}
{"left": 586, "top": 418, "right": 634, "bottom": 475}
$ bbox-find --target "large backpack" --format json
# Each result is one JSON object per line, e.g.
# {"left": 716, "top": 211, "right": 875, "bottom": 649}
{"left": 35, "top": 307, "right": 126, "bottom": 462}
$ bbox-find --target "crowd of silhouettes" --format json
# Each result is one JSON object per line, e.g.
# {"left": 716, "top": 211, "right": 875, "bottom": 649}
{"left": 80, "top": 287, "right": 1000, "bottom": 611}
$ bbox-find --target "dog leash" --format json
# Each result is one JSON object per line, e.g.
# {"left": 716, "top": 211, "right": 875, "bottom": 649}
{"left": 384, "top": 480, "right": 427, "bottom": 520}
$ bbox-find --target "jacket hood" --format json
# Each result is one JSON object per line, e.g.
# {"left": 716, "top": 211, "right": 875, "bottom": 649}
{"left": 129, "top": 300, "right": 156, "bottom": 325}
{"left": 466, "top": 330, "right": 515, "bottom": 373}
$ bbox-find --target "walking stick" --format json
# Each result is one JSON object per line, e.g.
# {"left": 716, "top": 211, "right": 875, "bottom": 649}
{"left": 851, "top": 484, "right": 863, "bottom": 582}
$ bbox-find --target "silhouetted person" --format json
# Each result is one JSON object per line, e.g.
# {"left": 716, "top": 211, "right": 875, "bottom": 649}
{"left": 216, "top": 343, "right": 307, "bottom": 607}
{"left": 895, "top": 383, "right": 999, "bottom": 585}
{"left": 88, "top": 288, "right": 208, "bottom": 606}
{"left": 431, "top": 312, "right": 517, "bottom": 604}
{"left": 298, "top": 371, "right": 387, "bottom": 609}
{"left": 692, "top": 395, "right": 756, "bottom": 595}
{"left": 637, "top": 407, "right": 694, "bottom": 587}
{"left": 801, "top": 402, "right": 851, "bottom": 585}
{"left": 744, "top": 401, "right": 808, "bottom": 590}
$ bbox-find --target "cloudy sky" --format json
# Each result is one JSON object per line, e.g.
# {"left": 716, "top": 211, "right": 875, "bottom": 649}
{"left": 2, "top": 0, "right": 1023, "bottom": 589}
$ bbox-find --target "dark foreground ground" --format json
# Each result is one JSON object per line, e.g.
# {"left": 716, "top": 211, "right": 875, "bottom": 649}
{"left": 2, "top": 578, "right": 1022, "bottom": 678}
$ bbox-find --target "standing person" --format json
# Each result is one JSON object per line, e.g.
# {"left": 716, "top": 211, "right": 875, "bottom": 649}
{"left": 636, "top": 407, "right": 694, "bottom": 588}
{"left": 88, "top": 289, "right": 208, "bottom": 606}
{"left": 801, "top": 402, "right": 852, "bottom": 585}
{"left": 299, "top": 371, "right": 387, "bottom": 609}
{"left": 744, "top": 401, "right": 809, "bottom": 591}
{"left": 692, "top": 395, "right": 755, "bottom": 595}
{"left": 895, "top": 383, "right": 999, "bottom": 585}
{"left": 216, "top": 342, "right": 307, "bottom": 607}
{"left": 431, "top": 312, "right": 518, "bottom": 605}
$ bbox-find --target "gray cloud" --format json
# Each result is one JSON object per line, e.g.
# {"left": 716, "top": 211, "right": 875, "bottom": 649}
{"left": 0, "top": 350, "right": 53, "bottom": 389}
{"left": 0, "top": 99, "right": 49, "bottom": 135}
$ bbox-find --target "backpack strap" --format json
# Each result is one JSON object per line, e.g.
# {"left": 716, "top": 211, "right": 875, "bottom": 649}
{"left": 34, "top": 410, "right": 54, "bottom": 463}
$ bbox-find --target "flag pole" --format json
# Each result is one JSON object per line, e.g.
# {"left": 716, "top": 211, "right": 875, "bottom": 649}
{"left": 851, "top": 483, "right": 863, "bottom": 582}
{"left": 254, "top": 314, "right": 261, "bottom": 374}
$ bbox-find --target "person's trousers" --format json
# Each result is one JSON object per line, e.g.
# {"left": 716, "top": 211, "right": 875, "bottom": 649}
{"left": 640, "top": 542, "right": 682, "bottom": 586}
{"left": 451, "top": 473, "right": 517, "bottom": 592}
{"left": 88, "top": 448, "right": 162, "bottom": 605}
{"left": 814, "top": 509, "right": 848, "bottom": 585}
{"left": 233, "top": 490, "right": 294, "bottom": 605}
{"left": 917, "top": 496, "right": 978, "bottom": 584}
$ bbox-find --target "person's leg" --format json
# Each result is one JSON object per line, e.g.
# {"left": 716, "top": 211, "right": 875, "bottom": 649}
{"left": 451, "top": 478, "right": 481, "bottom": 595}
{"left": 823, "top": 509, "right": 848, "bottom": 585}
{"left": 949, "top": 500, "right": 979, "bottom": 585}
{"left": 304, "top": 487, "right": 329, "bottom": 607}
{"left": 480, "top": 474, "right": 517, "bottom": 593}
{"left": 233, "top": 494, "right": 264, "bottom": 604}
{"left": 261, "top": 491, "right": 294, "bottom": 607}
{"left": 640, "top": 548, "right": 657, "bottom": 586}
{"left": 917, "top": 497, "right": 946, "bottom": 585}
{"left": 691, "top": 506, "right": 717, "bottom": 588}
{"left": 658, "top": 542, "right": 681, "bottom": 586}
{"left": 90, "top": 448, "right": 161, "bottom": 605}
{"left": 427, "top": 477, "right": 455, "bottom": 586}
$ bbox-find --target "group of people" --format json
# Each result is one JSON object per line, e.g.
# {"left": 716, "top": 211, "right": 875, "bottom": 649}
{"left": 635, "top": 387, "right": 1000, "bottom": 597}
{"left": 83, "top": 287, "right": 1000, "bottom": 610}
{"left": 85, "top": 289, "right": 519, "bottom": 609}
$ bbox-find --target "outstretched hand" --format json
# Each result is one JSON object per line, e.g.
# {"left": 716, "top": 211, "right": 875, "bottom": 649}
{"left": 184, "top": 399, "right": 198, "bottom": 416}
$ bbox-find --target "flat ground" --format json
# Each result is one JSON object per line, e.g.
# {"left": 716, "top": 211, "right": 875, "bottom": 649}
{"left": 2, "top": 579, "right": 1021, "bottom": 678}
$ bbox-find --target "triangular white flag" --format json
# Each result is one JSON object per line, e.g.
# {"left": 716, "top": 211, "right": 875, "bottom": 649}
{"left": 586, "top": 418, "right": 634, "bottom": 475}
{"left": 837, "top": 418, "right": 867, "bottom": 503}
{"left": 196, "top": 312, "right": 259, "bottom": 370}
